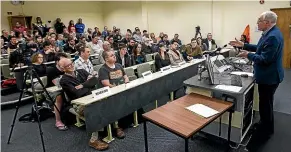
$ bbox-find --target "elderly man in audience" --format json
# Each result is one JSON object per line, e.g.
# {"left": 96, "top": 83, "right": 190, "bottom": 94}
{"left": 99, "top": 41, "right": 112, "bottom": 64}
{"left": 133, "top": 29, "right": 143, "bottom": 43}
{"left": 168, "top": 40, "right": 184, "bottom": 66}
{"left": 87, "top": 35, "right": 103, "bottom": 55}
{"left": 58, "top": 57, "right": 111, "bottom": 151}
{"left": 171, "top": 34, "right": 182, "bottom": 46}
{"left": 202, "top": 33, "right": 217, "bottom": 51}
{"left": 74, "top": 45, "right": 97, "bottom": 76}
{"left": 142, "top": 37, "right": 154, "bottom": 54}
{"left": 182, "top": 38, "right": 203, "bottom": 61}
{"left": 115, "top": 43, "right": 133, "bottom": 68}
{"left": 63, "top": 36, "right": 77, "bottom": 54}
{"left": 1, "top": 29, "right": 10, "bottom": 44}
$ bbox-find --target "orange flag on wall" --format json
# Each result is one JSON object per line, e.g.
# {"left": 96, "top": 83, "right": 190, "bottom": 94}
{"left": 242, "top": 25, "right": 250, "bottom": 42}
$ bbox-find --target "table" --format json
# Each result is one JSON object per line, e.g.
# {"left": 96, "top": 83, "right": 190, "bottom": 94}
{"left": 143, "top": 93, "right": 234, "bottom": 152}
{"left": 71, "top": 58, "right": 205, "bottom": 133}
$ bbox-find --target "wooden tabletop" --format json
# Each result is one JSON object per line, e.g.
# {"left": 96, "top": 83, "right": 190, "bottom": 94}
{"left": 142, "top": 93, "right": 233, "bottom": 138}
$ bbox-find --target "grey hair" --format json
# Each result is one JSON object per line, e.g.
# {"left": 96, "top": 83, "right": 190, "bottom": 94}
{"left": 261, "top": 11, "right": 277, "bottom": 24}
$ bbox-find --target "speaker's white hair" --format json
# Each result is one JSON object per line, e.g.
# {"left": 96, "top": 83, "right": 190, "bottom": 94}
{"left": 260, "top": 11, "right": 277, "bottom": 24}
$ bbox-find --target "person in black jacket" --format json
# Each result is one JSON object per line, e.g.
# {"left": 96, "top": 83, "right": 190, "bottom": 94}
{"left": 115, "top": 43, "right": 134, "bottom": 68}
{"left": 59, "top": 57, "right": 109, "bottom": 151}
{"left": 155, "top": 43, "right": 171, "bottom": 71}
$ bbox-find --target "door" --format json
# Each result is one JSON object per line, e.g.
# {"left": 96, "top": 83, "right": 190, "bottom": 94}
{"left": 271, "top": 8, "right": 291, "bottom": 68}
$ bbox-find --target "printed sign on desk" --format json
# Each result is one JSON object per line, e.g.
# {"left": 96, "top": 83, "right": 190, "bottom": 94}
{"left": 160, "top": 66, "right": 172, "bottom": 73}
{"left": 92, "top": 86, "right": 111, "bottom": 99}
{"left": 142, "top": 71, "right": 153, "bottom": 78}
{"left": 178, "top": 61, "right": 186, "bottom": 66}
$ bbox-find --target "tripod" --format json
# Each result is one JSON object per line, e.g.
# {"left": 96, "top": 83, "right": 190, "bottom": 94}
{"left": 7, "top": 66, "right": 61, "bottom": 152}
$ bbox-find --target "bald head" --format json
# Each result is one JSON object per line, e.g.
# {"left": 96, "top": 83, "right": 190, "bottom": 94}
{"left": 59, "top": 58, "right": 71, "bottom": 69}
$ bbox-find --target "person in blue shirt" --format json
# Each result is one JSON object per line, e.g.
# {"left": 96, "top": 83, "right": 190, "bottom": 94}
{"left": 75, "top": 18, "right": 85, "bottom": 39}
{"left": 102, "top": 26, "right": 109, "bottom": 39}
{"left": 230, "top": 11, "right": 284, "bottom": 152}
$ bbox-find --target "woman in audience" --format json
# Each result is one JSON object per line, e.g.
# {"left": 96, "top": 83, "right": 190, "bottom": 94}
{"left": 182, "top": 38, "right": 203, "bottom": 61}
{"left": 15, "top": 31, "right": 25, "bottom": 44}
{"left": 31, "top": 52, "right": 47, "bottom": 77}
{"left": 150, "top": 33, "right": 157, "bottom": 43}
{"left": 133, "top": 43, "right": 146, "bottom": 64}
{"left": 197, "top": 37, "right": 207, "bottom": 51}
{"left": 68, "top": 20, "right": 75, "bottom": 33}
{"left": 92, "top": 27, "right": 101, "bottom": 37}
{"left": 155, "top": 43, "right": 171, "bottom": 71}
{"left": 86, "top": 28, "right": 93, "bottom": 42}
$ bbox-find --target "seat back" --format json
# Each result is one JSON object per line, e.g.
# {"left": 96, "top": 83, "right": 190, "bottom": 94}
{"left": 145, "top": 54, "right": 153, "bottom": 62}
{"left": 1, "top": 64, "right": 12, "bottom": 79}
{"left": 136, "top": 63, "right": 151, "bottom": 78}
{"left": 124, "top": 67, "right": 137, "bottom": 81}
{"left": 93, "top": 64, "right": 103, "bottom": 72}
{"left": 1, "top": 59, "right": 9, "bottom": 64}
{"left": 91, "top": 59, "right": 101, "bottom": 65}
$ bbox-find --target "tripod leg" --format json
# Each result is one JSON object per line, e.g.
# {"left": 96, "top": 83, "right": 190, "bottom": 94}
{"left": 33, "top": 70, "right": 62, "bottom": 121}
{"left": 30, "top": 73, "right": 46, "bottom": 152}
{"left": 7, "top": 70, "right": 29, "bottom": 144}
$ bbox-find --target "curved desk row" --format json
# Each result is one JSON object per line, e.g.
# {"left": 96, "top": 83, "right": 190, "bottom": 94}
{"left": 71, "top": 58, "right": 205, "bottom": 134}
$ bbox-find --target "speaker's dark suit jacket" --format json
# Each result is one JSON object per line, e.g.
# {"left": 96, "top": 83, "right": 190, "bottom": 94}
{"left": 245, "top": 26, "right": 284, "bottom": 85}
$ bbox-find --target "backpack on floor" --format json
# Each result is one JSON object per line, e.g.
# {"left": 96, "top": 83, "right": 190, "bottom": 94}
{"left": 18, "top": 103, "right": 54, "bottom": 123}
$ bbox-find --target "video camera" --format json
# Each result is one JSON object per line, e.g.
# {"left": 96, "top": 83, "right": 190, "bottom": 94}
{"left": 195, "top": 26, "right": 201, "bottom": 33}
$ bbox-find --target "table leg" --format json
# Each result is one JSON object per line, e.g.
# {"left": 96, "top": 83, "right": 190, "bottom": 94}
{"left": 227, "top": 111, "right": 233, "bottom": 149}
{"left": 185, "top": 138, "right": 189, "bottom": 152}
{"left": 144, "top": 122, "right": 148, "bottom": 152}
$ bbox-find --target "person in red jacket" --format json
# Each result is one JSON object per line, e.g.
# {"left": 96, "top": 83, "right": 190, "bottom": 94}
{"left": 13, "top": 22, "right": 26, "bottom": 33}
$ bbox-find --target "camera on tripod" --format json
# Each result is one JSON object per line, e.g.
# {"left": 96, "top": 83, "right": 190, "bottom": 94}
{"left": 195, "top": 26, "right": 201, "bottom": 33}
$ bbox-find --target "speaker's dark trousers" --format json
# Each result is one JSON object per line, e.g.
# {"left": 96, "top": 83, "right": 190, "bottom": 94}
{"left": 258, "top": 83, "right": 279, "bottom": 133}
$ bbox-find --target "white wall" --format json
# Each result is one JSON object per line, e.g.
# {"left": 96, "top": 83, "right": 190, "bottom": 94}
{"left": 1, "top": 1, "right": 103, "bottom": 32}
{"left": 102, "top": 1, "right": 144, "bottom": 34}
{"left": 1, "top": 1, "right": 289, "bottom": 46}
{"left": 102, "top": 1, "right": 289, "bottom": 45}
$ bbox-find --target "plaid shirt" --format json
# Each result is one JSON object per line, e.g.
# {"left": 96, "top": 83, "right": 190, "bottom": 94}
{"left": 74, "top": 57, "right": 94, "bottom": 75}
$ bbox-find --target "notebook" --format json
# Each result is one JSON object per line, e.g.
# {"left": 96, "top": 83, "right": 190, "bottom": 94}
{"left": 185, "top": 104, "right": 219, "bottom": 118}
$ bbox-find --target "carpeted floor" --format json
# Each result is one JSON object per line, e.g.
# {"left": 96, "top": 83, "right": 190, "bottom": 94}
{"left": 1, "top": 69, "right": 291, "bottom": 152}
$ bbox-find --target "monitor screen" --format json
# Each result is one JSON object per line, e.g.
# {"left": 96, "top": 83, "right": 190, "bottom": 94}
{"left": 205, "top": 55, "right": 215, "bottom": 85}
{"left": 214, "top": 60, "right": 224, "bottom": 68}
